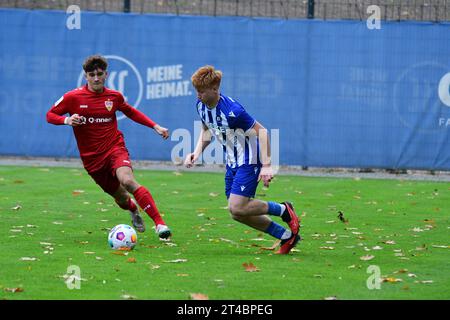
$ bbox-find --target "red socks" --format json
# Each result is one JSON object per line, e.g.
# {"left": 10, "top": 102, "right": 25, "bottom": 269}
{"left": 132, "top": 186, "right": 165, "bottom": 226}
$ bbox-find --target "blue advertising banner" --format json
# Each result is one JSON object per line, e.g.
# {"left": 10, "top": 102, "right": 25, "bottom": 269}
{"left": 0, "top": 9, "right": 449, "bottom": 170}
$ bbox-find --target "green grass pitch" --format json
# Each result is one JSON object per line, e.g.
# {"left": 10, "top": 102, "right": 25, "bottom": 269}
{"left": 0, "top": 165, "right": 448, "bottom": 300}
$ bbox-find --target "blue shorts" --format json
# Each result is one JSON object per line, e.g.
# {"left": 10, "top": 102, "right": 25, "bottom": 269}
{"left": 225, "top": 164, "right": 262, "bottom": 199}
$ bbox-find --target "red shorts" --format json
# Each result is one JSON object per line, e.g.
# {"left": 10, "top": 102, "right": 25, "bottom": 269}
{"left": 88, "top": 146, "right": 133, "bottom": 196}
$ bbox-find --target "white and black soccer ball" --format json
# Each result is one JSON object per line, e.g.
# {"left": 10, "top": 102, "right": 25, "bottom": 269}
{"left": 108, "top": 224, "right": 137, "bottom": 250}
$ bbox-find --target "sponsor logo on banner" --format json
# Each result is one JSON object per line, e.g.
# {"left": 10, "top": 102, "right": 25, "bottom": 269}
{"left": 393, "top": 62, "right": 450, "bottom": 132}
{"left": 77, "top": 55, "right": 192, "bottom": 121}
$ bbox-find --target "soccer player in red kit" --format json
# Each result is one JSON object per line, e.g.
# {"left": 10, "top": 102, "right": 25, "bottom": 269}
{"left": 46, "top": 55, "right": 171, "bottom": 239}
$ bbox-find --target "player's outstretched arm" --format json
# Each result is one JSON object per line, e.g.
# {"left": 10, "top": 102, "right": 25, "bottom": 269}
{"left": 184, "top": 123, "right": 211, "bottom": 168}
{"left": 252, "top": 121, "right": 273, "bottom": 187}
{"left": 153, "top": 124, "right": 169, "bottom": 139}
{"left": 119, "top": 102, "right": 169, "bottom": 139}
{"left": 47, "top": 94, "right": 75, "bottom": 125}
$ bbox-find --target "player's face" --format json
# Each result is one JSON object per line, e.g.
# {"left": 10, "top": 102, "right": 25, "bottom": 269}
{"left": 196, "top": 86, "right": 219, "bottom": 107}
{"left": 85, "top": 68, "right": 107, "bottom": 93}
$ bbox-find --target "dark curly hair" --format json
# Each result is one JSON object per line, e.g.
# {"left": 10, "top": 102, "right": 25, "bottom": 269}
{"left": 83, "top": 55, "right": 108, "bottom": 72}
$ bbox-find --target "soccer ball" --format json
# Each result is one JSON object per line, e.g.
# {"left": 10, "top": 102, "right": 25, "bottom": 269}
{"left": 108, "top": 224, "right": 137, "bottom": 250}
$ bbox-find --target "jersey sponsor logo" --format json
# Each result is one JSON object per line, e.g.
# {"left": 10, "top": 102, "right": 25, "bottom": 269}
{"left": 207, "top": 122, "right": 227, "bottom": 134}
{"left": 123, "top": 160, "right": 130, "bottom": 164}
{"left": 80, "top": 116, "right": 113, "bottom": 124}
{"left": 105, "top": 100, "right": 113, "bottom": 111}
{"left": 80, "top": 105, "right": 88, "bottom": 108}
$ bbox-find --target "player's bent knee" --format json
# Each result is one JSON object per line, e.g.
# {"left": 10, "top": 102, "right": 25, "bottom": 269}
{"left": 228, "top": 203, "right": 247, "bottom": 217}
{"left": 121, "top": 178, "right": 139, "bottom": 193}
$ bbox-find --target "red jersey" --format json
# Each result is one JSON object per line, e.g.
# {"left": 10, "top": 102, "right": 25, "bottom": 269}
{"left": 47, "top": 85, "right": 156, "bottom": 173}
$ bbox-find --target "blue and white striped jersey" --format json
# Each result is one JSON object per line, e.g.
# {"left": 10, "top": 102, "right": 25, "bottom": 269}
{"left": 196, "top": 94, "right": 261, "bottom": 168}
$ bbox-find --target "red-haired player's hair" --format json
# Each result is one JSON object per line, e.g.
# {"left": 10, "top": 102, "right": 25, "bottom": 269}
{"left": 191, "top": 65, "right": 222, "bottom": 91}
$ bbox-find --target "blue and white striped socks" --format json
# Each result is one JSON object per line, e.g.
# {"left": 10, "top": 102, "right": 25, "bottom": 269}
{"left": 267, "top": 201, "right": 286, "bottom": 216}
{"left": 265, "top": 221, "right": 292, "bottom": 240}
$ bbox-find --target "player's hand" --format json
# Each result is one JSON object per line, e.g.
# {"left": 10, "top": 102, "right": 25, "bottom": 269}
{"left": 66, "top": 114, "right": 85, "bottom": 126}
{"left": 184, "top": 152, "right": 197, "bottom": 168}
{"left": 258, "top": 165, "right": 274, "bottom": 187}
{"left": 154, "top": 124, "right": 169, "bottom": 139}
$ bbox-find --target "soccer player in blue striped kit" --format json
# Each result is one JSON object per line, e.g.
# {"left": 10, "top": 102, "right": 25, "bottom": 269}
{"left": 184, "top": 65, "right": 301, "bottom": 254}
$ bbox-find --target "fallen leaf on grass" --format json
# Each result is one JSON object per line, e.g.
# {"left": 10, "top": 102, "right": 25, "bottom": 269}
{"left": 190, "top": 293, "right": 209, "bottom": 300}
{"left": 209, "top": 192, "right": 219, "bottom": 197}
{"left": 394, "top": 269, "right": 409, "bottom": 274}
{"left": 20, "top": 257, "right": 38, "bottom": 261}
{"left": 260, "top": 239, "right": 281, "bottom": 251}
{"left": 324, "top": 296, "right": 338, "bottom": 300}
{"left": 320, "top": 246, "right": 335, "bottom": 250}
{"left": 242, "top": 262, "right": 260, "bottom": 272}
{"left": 177, "top": 274, "right": 189, "bottom": 277}
{"left": 360, "top": 255, "right": 375, "bottom": 261}
{"left": 111, "top": 251, "right": 129, "bottom": 256}
{"left": 219, "top": 238, "right": 239, "bottom": 246}
{"left": 127, "top": 258, "right": 136, "bottom": 263}
{"left": 382, "top": 277, "right": 403, "bottom": 283}
{"left": 11, "top": 204, "right": 22, "bottom": 211}
{"left": 4, "top": 287, "right": 24, "bottom": 293}
{"left": 163, "top": 259, "right": 187, "bottom": 263}
{"left": 163, "top": 242, "right": 177, "bottom": 247}
{"left": 121, "top": 294, "right": 137, "bottom": 300}
{"left": 415, "top": 280, "right": 433, "bottom": 284}
{"left": 72, "top": 190, "right": 85, "bottom": 196}
{"left": 431, "top": 245, "right": 449, "bottom": 249}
